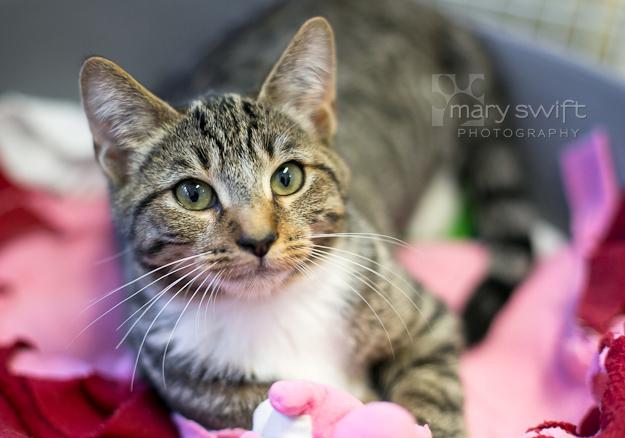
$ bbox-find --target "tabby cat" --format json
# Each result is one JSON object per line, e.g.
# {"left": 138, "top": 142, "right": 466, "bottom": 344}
{"left": 79, "top": 0, "right": 534, "bottom": 436}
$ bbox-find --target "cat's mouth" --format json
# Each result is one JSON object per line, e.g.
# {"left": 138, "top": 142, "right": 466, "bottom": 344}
{"left": 216, "top": 257, "right": 298, "bottom": 298}
{"left": 228, "top": 264, "right": 280, "bottom": 280}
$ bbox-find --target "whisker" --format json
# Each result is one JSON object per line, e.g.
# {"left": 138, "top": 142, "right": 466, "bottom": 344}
{"left": 312, "top": 243, "right": 418, "bottom": 289}
{"left": 278, "top": 254, "right": 311, "bottom": 283}
{"left": 92, "top": 247, "right": 132, "bottom": 266}
{"left": 283, "top": 254, "right": 311, "bottom": 275}
{"left": 310, "top": 232, "right": 414, "bottom": 250}
{"left": 113, "top": 262, "right": 202, "bottom": 331}
{"left": 116, "top": 264, "right": 204, "bottom": 346}
{"left": 68, "top": 258, "right": 203, "bottom": 348}
{"left": 161, "top": 264, "right": 216, "bottom": 388}
{"left": 82, "top": 250, "right": 212, "bottom": 313}
{"left": 304, "top": 253, "right": 395, "bottom": 357}
{"left": 310, "top": 232, "right": 434, "bottom": 269}
{"left": 310, "top": 244, "right": 424, "bottom": 317}
{"left": 308, "top": 248, "right": 414, "bottom": 344}
{"left": 205, "top": 269, "right": 230, "bottom": 323}
{"left": 194, "top": 269, "right": 223, "bottom": 335}
{"left": 128, "top": 265, "right": 207, "bottom": 390}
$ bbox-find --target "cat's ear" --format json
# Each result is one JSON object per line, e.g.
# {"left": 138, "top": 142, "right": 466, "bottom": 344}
{"left": 79, "top": 56, "right": 180, "bottom": 184}
{"left": 258, "top": 17, "right": 336, "bottom": 144}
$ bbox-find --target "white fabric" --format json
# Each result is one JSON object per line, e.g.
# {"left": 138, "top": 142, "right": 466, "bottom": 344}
{"left": 252, "top": 400, "right": 313, "bottom": 438}
{"left": 0, "top": 93, "right": 105, "bottom": 194}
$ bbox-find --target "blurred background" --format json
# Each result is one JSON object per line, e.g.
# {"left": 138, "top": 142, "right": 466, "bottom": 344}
{"left": 436, "top": 0, "right": 625, "bottom": 76}
{"left": 0, "top": 0, "right": 275, "bottom": 100}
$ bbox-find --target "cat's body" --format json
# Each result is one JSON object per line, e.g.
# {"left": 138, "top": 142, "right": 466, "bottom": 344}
{"left": 80, "top": 1, "right": 534, "bottom": 437}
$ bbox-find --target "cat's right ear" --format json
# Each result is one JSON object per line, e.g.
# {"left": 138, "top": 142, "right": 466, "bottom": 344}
{"left": 258, "top": 17, "right": 336, "bottom": 144}
{"left": 79, "top": 57, "right": 180, "bottom": 185}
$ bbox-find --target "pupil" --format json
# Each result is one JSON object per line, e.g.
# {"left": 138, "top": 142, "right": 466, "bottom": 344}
{"left": 279, "top": 170, "right": 291, "bottom": 187}
{"left": 188, "top": 185, "right": 200, "bottom": 202}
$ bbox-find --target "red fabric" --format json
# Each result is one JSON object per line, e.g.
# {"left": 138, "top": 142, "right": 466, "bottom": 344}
{"left": 577, "top": 199, "right": 625, "bottom": 333}
{"left": 0, "top": 168, "right": 178, "bottom": 437}
{"left": 579, "top": 244, "right": 625, "bottom": 333}
{"left": 602, "top": 194, "right": 625, "bottom": 243}
{"left": 0, "top": 173, "right": 56, "bottom": 247}
{"left": 527, "top": 141, "right": 625, "bottom": 438}
{"left": 0, "top": 342, "right": 178, "bottom": 438}
{"left": 527, "top": 334, "right": 625, "bottom": 438}
{"left": 578, "top": 408, "right": 600, "bottom": 437}
{"left": 598, "top": 336, "right": 625, "bottom": 437}
{"left": 526, "top": 422, "right": 578, "bottom": 434}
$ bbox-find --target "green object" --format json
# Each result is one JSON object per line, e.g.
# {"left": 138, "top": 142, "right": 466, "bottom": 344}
{"left": 447, "top": 197, "right": 474, "bottom": 238}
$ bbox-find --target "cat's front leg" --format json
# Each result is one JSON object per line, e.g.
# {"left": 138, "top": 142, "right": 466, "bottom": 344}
{"left": 373, "top": 293, "right": 467, "bottom": 438}
{"left": 173, "top": 378, "right": 271, "bottom": 430}
{"left": 140, "top": 354, "right": 270, "bottom": 430}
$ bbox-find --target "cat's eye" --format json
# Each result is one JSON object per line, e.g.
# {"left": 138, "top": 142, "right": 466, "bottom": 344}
{"left": 174, "top": 179, "right": 216, "bottom": 211}
{"left": 271, "top": 161, "right": 305, "bottom": 196}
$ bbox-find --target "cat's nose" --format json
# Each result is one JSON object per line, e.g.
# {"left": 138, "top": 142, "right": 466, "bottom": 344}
{"left": 236, "top": 233, "right": 277, "bottom": 258}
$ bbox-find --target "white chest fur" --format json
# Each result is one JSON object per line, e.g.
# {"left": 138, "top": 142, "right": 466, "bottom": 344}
{"left": 166, "top": 256, "right": 370, "bottom": 398}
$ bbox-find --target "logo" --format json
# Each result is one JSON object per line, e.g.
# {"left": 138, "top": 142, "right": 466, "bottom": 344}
{"left": 431, "top": 73, "right": 486, "bottom": 127}
{"left": 431, "top": 73, "right": 588, "bottom": 139}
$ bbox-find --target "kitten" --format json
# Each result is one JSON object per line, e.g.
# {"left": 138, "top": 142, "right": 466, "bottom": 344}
{"left": 80, "top": 1, "right": 533, "bottom": 437}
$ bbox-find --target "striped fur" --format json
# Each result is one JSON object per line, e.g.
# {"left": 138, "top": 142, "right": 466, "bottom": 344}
{"left": 79, "top": 1, "right": 537, "bottom": 436}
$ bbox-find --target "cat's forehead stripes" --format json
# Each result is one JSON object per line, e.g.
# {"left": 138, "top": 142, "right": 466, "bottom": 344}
{"left": 188, "top": 96, "right": 308, "bottom": 166}
{"left": 190, "top": 96, "right": 269, "bottom": 166}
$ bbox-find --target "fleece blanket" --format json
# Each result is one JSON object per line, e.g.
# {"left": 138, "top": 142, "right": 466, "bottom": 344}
{"left": 0, "top": 95, "right": 624, "bottom": 437}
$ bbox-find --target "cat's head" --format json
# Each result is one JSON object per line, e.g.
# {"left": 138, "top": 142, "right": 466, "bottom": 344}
{"left": 80, "top": 18, "right": 349, "bottom": 298}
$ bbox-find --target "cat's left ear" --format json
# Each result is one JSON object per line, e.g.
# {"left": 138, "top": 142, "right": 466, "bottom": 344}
{"left": 258, "top": 17, "right": 336, "bottom": 144}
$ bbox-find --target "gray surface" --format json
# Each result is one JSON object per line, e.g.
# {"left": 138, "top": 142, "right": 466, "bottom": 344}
{"left": 0, "top": 0, "right": 276, "bottom": 101}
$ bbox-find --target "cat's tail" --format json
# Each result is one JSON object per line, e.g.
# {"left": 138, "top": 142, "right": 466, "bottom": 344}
{"left": 460, "top": 128, "right": 536, "bottom": 346}
{"left": 440, "top": 19, "right": 537, "bottom": 345}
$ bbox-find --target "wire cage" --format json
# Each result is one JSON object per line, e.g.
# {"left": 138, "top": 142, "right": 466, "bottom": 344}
{"left": 433, "top": 0, "right": 625, "bottom": 76}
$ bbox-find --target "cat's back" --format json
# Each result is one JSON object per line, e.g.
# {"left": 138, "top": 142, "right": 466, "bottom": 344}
{"left": 166, "top": 0, "right": 448, "bottom": 96}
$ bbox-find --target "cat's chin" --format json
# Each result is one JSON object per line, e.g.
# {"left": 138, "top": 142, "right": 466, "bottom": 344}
{"left": 218, "top": 267, "right": 292, "bottom": 300}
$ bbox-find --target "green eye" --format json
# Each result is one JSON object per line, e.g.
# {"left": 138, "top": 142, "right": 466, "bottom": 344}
{"left": 271, "top": 161, "right": 305, "bottom": 196}
{"left": 174, "top": 179, "right": 216, "bottom": 210}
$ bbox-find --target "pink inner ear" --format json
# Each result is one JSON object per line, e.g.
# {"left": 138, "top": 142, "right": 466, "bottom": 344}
{"left": 311, "top": 104, "right": 336, "bottom": 143}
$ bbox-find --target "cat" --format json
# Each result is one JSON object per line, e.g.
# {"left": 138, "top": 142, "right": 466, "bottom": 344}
{"left": 79, "top": 1, "right": 534, "bottom": 437}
